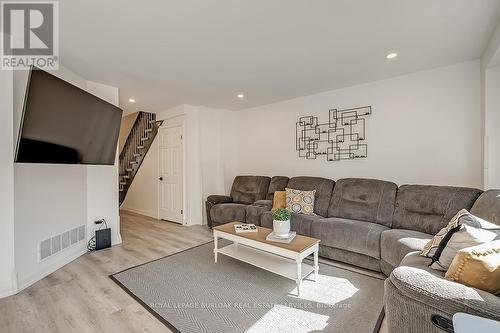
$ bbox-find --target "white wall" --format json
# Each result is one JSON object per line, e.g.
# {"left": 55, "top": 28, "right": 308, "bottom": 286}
{"left": 0, "top": 67, "right": 16, "bottom": 298}
{"left": 198, "top": 106, "right": 235, "bottom": 220}
{"left": 229, "top": 61, "right": 483, "bottom": 189}
{"left": 123, "top": 104, "right": 232, "bottom": 225}
{"left": 481, "top": 18, "right": 500, "bottom": 189}
{"left": 484, "top": 65, "right": 500, "bottom": 188}
{"left": 12, "top": 69, "right": 121, "bottom": 292}
{"left": 14, "top": 165, "right": 88, "bottom": 289}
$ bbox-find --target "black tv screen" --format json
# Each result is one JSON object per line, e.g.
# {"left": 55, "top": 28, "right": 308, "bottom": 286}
{"left": 15, "top": 67, "right": 123, "bottom": 165}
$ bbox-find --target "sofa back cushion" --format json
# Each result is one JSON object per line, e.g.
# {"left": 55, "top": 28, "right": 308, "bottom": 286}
{"left": 266, "top": 176, "right": 290, "bottom": 200}
{"left": 230, "top": 176, "right": 271, "bottom": 205}
{"left": 328, "top": 178, "right": 397, "bottom": 227}
{"left": 393, "top": 185, "right": 482, "bottom": 235}
{"left": 286, "top": 176, "right": 334, "bottom": 216}
{"left": 471, "top": 189, "right": 500, "bottom": 226}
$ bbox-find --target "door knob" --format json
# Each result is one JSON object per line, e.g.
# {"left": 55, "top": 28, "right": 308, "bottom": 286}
{"left": 159, "top": 177, "right": 163, "bottom": 181}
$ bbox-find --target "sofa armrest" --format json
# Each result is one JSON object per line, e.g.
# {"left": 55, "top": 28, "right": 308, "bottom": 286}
{"left": 206, "top": 195, "right": 233, "bottom": 205}
{"left": 389, "top": 266, "right": 500, "bottom": 320}
{"left": 252, "top": 199, "right": 273, "bottom": 209}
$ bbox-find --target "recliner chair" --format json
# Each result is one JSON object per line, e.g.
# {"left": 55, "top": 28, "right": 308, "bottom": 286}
{"left": 206, "top": 176, "right": 271, "bottom": 228}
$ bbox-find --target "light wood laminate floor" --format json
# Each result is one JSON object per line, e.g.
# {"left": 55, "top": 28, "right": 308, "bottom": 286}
{"left": 0, "top": 210, "right": 213, "bottom": 333}
{"left": 0, "top": 210, "right": 388, "bottom": 333}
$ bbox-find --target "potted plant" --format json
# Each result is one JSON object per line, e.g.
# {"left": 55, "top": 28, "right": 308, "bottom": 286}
{"left": 272, "top": 208, "right": 291, "bottom": 237}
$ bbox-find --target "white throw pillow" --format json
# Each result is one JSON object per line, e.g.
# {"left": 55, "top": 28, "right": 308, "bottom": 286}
{"left": 430, "top": 212, "right": 500, "bottom": 271}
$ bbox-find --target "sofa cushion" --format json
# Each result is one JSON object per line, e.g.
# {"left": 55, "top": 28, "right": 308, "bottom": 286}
{"left": 230, "top": 176, "right": 271, "bottom": 205}
{"left": 471, "top": 189, "right": 500, "bottom": 225}
{"left": 210, "top": 203, "right": 246, "bottom": 224}
{"left": 320, "top": 246, "right": 382, "bottom": 272}
{"left": 399, "top": 250, "right": 434, "bottom": 270}
{"left": 311, "top": 217, "right": 389, "bottom": 259}
{"left": 253, "top": 199, "right": 273, "bottom": 208}
{"left": 245, "top": 204, "right": 270, "bottom": 226}
{"left": 327, "top": 178, "right": 397, "bottom": 227}
{"left": 392, "top": 185, "right": 482, "bottom": 235}
{"left": 266, "top": 176, "right": 290, "bottom": 200}
{"left": 260, "top": 211, "right": 322, "bottom": 237}
{"left": 286, "top": 176, "right": 335, "bottom": 217}
{"left": 381, "top": 229, "right": 432, "bottom": 269}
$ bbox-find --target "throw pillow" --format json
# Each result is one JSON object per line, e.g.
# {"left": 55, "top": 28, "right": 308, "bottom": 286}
{"left": 272, "top": 191, "right": 286, "bottom": 211}
{"left": 421, "top": 209, "right": 500, "bottom": 271}
{"left": 421, "top": 209, "right": 468, "bottom": 257}
{"left": 285, "top": 188, "right": 316, "bottom": 215}
{"left": 445, "top": 240, "right": 500, "bottom": 294}
{"left": 431, "top": 223, "right": 500, "bottom": 271}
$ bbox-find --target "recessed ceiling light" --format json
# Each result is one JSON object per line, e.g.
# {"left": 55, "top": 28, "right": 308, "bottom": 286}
{"left": 237, "top": 94, "right": 244, "bottom": 99}
{"left": 386, "top": 52, "right": 398, "bottom": 59}
{"left": 128, "top": 98, "right": 135, "bottom": 103}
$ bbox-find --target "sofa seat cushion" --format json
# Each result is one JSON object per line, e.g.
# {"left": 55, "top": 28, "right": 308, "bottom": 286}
{"left": 260, "top": 211, "right": 322, "bottom": 237}
{"left": 381, "top": 229, "right": 433, "bottom": 268}
{"left": 245, "top": 204, "right": 271, "bottom": 226}
{"left": 210, "top": 203, "right": 247, "bottom": 224}
{"left": 311, "top": 218, "right": 389, "bottom": 259}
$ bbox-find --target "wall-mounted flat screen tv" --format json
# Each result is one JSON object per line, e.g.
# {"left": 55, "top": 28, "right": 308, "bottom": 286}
{"left": 15, "top": 66, "right": 123, "bottom": 165}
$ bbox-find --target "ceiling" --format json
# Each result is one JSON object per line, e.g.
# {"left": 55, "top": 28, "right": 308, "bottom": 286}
{"left": 59, "top": 0, "right": 500, "bottom": 113}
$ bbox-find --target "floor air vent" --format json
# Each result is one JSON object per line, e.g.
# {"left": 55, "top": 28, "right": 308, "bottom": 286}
{"left": 39, "top": 225, "right": 86, "bottom": 261}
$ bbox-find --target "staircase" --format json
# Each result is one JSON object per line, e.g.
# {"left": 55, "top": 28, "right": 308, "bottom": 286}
{"left": 119, "top": 111, "right": 162, "bottom": 205}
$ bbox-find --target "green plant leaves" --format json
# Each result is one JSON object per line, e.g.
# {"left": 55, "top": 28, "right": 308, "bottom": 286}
{"left": 272, "top": 208, "right": 291, "bottom": 221}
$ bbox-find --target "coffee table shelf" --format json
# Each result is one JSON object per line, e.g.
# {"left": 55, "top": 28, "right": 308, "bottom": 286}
{"left": 218, "top": 243, "right": 315, "bottom": 281}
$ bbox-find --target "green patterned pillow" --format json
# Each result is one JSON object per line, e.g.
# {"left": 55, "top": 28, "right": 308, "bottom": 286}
{"left": 285, "top": 188, "right": 316, "bottom": 215}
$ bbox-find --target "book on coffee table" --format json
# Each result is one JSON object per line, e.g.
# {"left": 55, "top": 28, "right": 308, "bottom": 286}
{"left": 266, "top": 231, "right": 297, "bottom": 243}
{"left": 234, "top": 224, "right": 257, "bottom": 233}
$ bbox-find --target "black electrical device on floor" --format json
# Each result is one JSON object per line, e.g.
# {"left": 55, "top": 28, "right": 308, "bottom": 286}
{"left": 95, "top": 228, "right": 111, "bottom": 250}
{"left": 87, "top": 219, "right": 111, "bottom": 251}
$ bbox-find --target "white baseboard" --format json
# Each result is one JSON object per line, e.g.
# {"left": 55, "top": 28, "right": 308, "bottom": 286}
{"left": 120, "top": 206, "right": 158, "bottom": 219}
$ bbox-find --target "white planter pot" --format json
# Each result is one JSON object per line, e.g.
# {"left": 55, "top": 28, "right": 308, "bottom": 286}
{"left": 273, "top": 219, "right": 291, "bottom": 237}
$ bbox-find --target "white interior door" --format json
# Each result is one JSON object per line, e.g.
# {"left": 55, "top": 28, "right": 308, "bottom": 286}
{"left": 158, "top": 126, "right": 183, "bottom": 223}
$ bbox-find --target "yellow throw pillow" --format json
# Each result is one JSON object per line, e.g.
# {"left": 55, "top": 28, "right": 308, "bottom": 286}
{"left": 272, "top": 191, "right": 286, "bottom": 211}
{"left": 445, "top": 240, "right": 500, "bottom": 294}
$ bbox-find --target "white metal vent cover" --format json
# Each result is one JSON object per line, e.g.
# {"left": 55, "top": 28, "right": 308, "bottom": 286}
{"left": 39, "top": 225, "right": 86, "bottom": 261}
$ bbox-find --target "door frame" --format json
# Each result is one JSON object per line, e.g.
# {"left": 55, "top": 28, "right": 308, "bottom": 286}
{"left": 157, "top": 116, "right": 187, "bottom": 225}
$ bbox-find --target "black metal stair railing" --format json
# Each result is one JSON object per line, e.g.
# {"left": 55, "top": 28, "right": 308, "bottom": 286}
{"left": 119, "top": 111, "right": 162, "bottom": 205}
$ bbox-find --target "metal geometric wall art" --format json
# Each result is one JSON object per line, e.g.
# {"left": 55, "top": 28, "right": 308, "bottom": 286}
{"left": 296, "top": 106, "right": 372, "bottom": 161}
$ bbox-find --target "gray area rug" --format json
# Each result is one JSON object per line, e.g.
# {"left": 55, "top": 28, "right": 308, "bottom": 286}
{"left": 111, "top": 242, "right": 384, "bottom": 333}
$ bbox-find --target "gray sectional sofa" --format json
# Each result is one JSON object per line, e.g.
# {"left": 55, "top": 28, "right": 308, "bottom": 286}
{"left": 206, "top": 175, "right": 500, "bottom": 332}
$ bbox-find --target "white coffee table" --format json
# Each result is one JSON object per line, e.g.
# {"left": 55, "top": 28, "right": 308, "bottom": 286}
{"left": 213, "top": 222, "right": 320, "bottom": 296}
